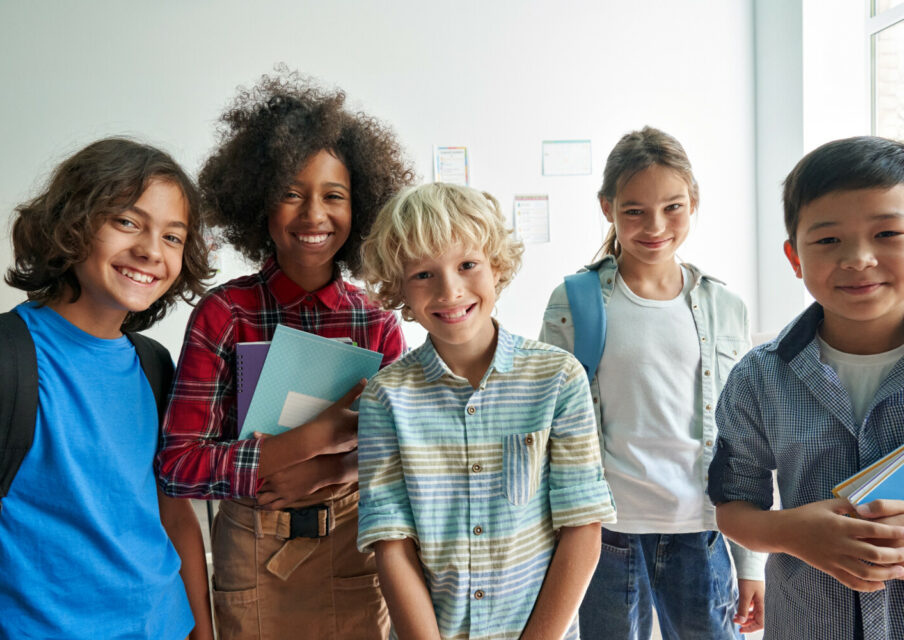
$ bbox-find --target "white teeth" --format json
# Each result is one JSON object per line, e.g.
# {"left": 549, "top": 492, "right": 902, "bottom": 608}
{"left": 117, "top": 267, "right": 155, "bottom": 284}
{"left": 439, "top": 308, "right": 469, "bottom": 319}
{"left": 295, "top": 233, "right": 330, "bottom": 244}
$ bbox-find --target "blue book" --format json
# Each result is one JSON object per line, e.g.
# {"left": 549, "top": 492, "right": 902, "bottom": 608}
{"left": 833, "top": 443, "right": 904, "bottom": 504}
{"left": 237, "top": 325, "right": 382, "bottom": 439}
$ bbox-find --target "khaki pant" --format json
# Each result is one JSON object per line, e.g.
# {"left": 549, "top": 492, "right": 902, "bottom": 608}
{"left": 211, "top": 487, "right": 389, "bottom": 640}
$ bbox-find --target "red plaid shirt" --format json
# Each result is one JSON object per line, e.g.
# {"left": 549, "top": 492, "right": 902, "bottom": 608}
{"left": 156, "top": 257, "right": 405, "bottom": 498}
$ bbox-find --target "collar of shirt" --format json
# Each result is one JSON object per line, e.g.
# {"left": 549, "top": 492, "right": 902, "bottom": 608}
{"left": 583, "top": 254, "right": 725, "bottom": 301}
{"left": 261, "top": 255, "right": 350, "bottom": 311}
{"left": 416, "top": 322, "right": 515, "bottom": 384}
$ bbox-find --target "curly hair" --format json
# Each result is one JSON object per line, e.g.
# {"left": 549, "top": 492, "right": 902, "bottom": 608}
{"left": 199, "top": 68, "right": 415, "bottom": 276}
{"left": 5, "top": 137, "right": 213, "bottom": 332}
{"left": 361, "top": 183, "right": 524, "bottom": 320}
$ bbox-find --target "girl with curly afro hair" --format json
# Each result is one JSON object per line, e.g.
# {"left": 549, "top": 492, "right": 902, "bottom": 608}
{"left": 156, "top": 69, "right": 414, "bottom": 639}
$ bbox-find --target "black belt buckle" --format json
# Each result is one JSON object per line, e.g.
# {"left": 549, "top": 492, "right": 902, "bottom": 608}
{"left": 286, "top": 504, "right": 330, "bottom": 539}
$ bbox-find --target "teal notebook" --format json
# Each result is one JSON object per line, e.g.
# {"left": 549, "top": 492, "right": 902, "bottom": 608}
{"left": 237, "top": 324, "right": 382, "bottom": 439}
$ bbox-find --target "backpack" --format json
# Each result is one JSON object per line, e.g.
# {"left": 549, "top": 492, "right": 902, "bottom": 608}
{"left": 0, "top": 310, "right": 174, "bottom": 512}
{"left": 564, "top": 267, "right": 607, "bottom": 382}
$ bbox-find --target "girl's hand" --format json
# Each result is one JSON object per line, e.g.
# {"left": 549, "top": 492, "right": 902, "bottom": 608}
{"left": 257, "top": 380, "right": 364, "bottom": 477}
{"left": 256, "top": 450, "right": 358, "bottom": 510}
{"left": 303, "top": 380, "right": 364, "bottom": 456}
{"left": 734, "top": 579, "right": 765, "bottom": 633}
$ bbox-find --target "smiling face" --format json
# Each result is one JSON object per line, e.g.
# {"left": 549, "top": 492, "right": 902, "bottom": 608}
{"left": 268, "top": 149, "right": 352, "bottom": 292}
{"left": 53, "top": 179, "right": 189, "bottom": 338}
{"left": 785, "top": 185, "right": 904, "bottom": 353}
{"left": 602, "top": 164, "right": 693, "bottom": 276}
{"left": 401, "top": 243, "right": 500, "bottom": 372}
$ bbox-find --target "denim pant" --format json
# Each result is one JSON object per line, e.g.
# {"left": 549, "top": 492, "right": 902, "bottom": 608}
{"left": 579, "top": 528, "right": 741, "bottom": 640}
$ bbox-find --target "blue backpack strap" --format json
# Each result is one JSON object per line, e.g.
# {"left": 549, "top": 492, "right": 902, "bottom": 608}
{"left": 564, "top": 269, "right": 607, "bottom": 381}
{"left": 0, "top": 311, "right": 39, "bottom": 511}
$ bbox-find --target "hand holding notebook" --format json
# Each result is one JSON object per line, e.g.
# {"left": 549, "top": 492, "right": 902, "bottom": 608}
{"left": 237, "top": 324, "right": 383, "bottom": 439}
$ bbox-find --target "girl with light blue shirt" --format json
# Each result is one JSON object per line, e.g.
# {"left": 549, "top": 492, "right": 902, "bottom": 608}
{"left": 540, "top": 126, "right": 765, "bottom": 640}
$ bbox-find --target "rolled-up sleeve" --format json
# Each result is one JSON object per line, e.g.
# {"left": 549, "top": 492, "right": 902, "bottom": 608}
{"left": 548, "top": 357, "right": 617, "bottom": 529}
{"left": 357, "top": 381, "right": 418, "bottom": 553}
{"left": 708, "top": 356, "right": 775, "bottom": 511}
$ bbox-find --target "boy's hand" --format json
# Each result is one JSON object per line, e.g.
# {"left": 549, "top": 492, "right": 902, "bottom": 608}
{"left": 256, "top": 450, "right": 358, "bottom": 510}
{"left": 856, "top": 499, "right": 904, "bottom": 549}
{"left": 734, "top": 579, "right": 765, "bottom": 633}
{"left": 780, "top": 498, "right": 904, "bottom": 591}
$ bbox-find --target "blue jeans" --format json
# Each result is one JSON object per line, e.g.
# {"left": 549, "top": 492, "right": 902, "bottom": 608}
{"left": 579, "top": 528, "right": 741, "bottom": 640}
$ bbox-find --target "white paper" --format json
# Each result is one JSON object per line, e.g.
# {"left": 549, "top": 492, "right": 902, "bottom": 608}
{"left": 514, "top": 195, "right": 550, "bottom": 244}
{"left": 277, "top": 391, "right": 333, "bottom": 429}
{"left": 433, "top": 146, "right": 469, "bottom": 185}
{"left": 542, "top": 140, "right": 592, "bottom": 176}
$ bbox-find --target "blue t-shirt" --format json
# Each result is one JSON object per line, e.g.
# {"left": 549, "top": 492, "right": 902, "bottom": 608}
{"left": 0, "top": 303, "right": 193, "bottom": 639}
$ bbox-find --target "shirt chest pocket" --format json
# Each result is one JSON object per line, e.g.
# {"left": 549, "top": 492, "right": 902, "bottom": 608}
{"left": 502, "top": 427, "right": 551, "bottom": 506}
{"left": 715, "top": 337, "right": 747, "bottom": 389}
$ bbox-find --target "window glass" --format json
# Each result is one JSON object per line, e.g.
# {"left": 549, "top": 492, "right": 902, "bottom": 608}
{"left": 874, "top": 19, "right": 904, "bottom": 139}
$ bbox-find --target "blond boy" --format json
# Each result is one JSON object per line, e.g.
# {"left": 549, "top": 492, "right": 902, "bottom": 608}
{"left": 357, "top": 183, "right": 616, "bottom": 639}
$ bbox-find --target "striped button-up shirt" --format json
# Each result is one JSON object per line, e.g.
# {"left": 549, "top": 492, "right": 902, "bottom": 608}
{"left": 709, "top": 304, "right": 904, "bottom": 640}
{"left": 357, "top": 326, "right": 616, "bottom": 639}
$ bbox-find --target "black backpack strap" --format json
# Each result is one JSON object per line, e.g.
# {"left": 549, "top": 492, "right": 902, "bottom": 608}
{"left": 0, "top": 311, "right": 39, "bottom": 508}
{"left": 125, "top": 332, "right": 174, "bottom": 426}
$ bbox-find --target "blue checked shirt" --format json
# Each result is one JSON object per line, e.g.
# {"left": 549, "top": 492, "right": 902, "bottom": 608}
{"left": 357, "top": 326, "right": 616, "bottom": 640}
{"left": 709, "top": 304, "right": 904, "bottom": 640}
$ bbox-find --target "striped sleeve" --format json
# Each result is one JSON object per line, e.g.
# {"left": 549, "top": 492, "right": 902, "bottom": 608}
{"left": 548, "top": 356, "right": 616, "bottom": 529}
{"left": 357, "top": 379, "right": 418, "bottom": 552}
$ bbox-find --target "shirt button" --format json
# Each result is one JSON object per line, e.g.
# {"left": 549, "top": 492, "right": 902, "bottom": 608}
{"left": 473, "top": 525, "right": 483, "bottom": 535}
{"left": 467, "top": 406, "right": 476, "bottom": 415}
{"left": 693, "top": 304, "right": 698, "bottom": 309}
{"left": 474, "top": 590, "right": 485, "bottom": 600}
{"left": 732, "top": 350, "right": 738, "bottom": 356}
{"left": 701, "top": 336, "right": 707, "bottom": 342}
{"left": 525, "top": 435, "right": 534, "bottom": 445}
{"left": 705, "top": 440, "right": 713, "bottom": 447}
{"left": 606, "top": 278, "right": 612, "bottom": 285}
{"left": 472, "top": 463, "right": 481, "bottom": 473}
{"left": 593, "top": 397, "right": 599, "bottom": 404}
{"left": 704, "top": 370, "right": 711, "bottom": 377}
{"left": 560, "top": 317, "right": 567, "bottom": 324}
{"left": 705, "top": 404, "right": 712, "bottom": 411}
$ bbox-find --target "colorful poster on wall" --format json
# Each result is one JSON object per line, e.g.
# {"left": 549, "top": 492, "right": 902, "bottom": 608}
{"left": 433, "top": 146, "right": 469, "bottom": 185}
{"left": 514, "top": 194, "right": 550, "bottom": 244}
{"left": 542, "top": 140, "right": 592, "bottom": 176}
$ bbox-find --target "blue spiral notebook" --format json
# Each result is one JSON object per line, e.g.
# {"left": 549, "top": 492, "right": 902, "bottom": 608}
{"left": 237, "top": 325, "right": 382, "bottom": 439}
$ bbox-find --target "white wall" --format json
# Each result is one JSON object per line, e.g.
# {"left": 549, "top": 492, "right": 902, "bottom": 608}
{"left": 753, "top": 0, "right": 873, "bottom": 335}
{"left": 0, "top": 0, "right": 757, "bottom": 355}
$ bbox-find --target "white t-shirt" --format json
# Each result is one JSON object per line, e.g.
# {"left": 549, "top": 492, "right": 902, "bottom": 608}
{"left": 598, "top": 266, "right": 706, "bottom": 533}
{"left": 818, "top": 336, "right": 904, "bottom": 426}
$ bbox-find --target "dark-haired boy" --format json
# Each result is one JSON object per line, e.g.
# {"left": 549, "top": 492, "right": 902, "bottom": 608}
{"left": 709, "top": 136, "right": 904, "bottom": 639}
{"left": 0, "top": 138, "right": 213, "bottom": 639}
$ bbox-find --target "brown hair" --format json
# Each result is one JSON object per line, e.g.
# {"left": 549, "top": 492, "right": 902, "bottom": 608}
{"left": 597, "top": 126, "right": 699, "bottom": 257}
{"left": 5, "top": 137, "right": 213, "bottom": 332}
{"left": 199, "top": 67, "right": 415, "bottom": 277}
{"left": 783, "top": 136, "right": 904, "bottom": 246}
